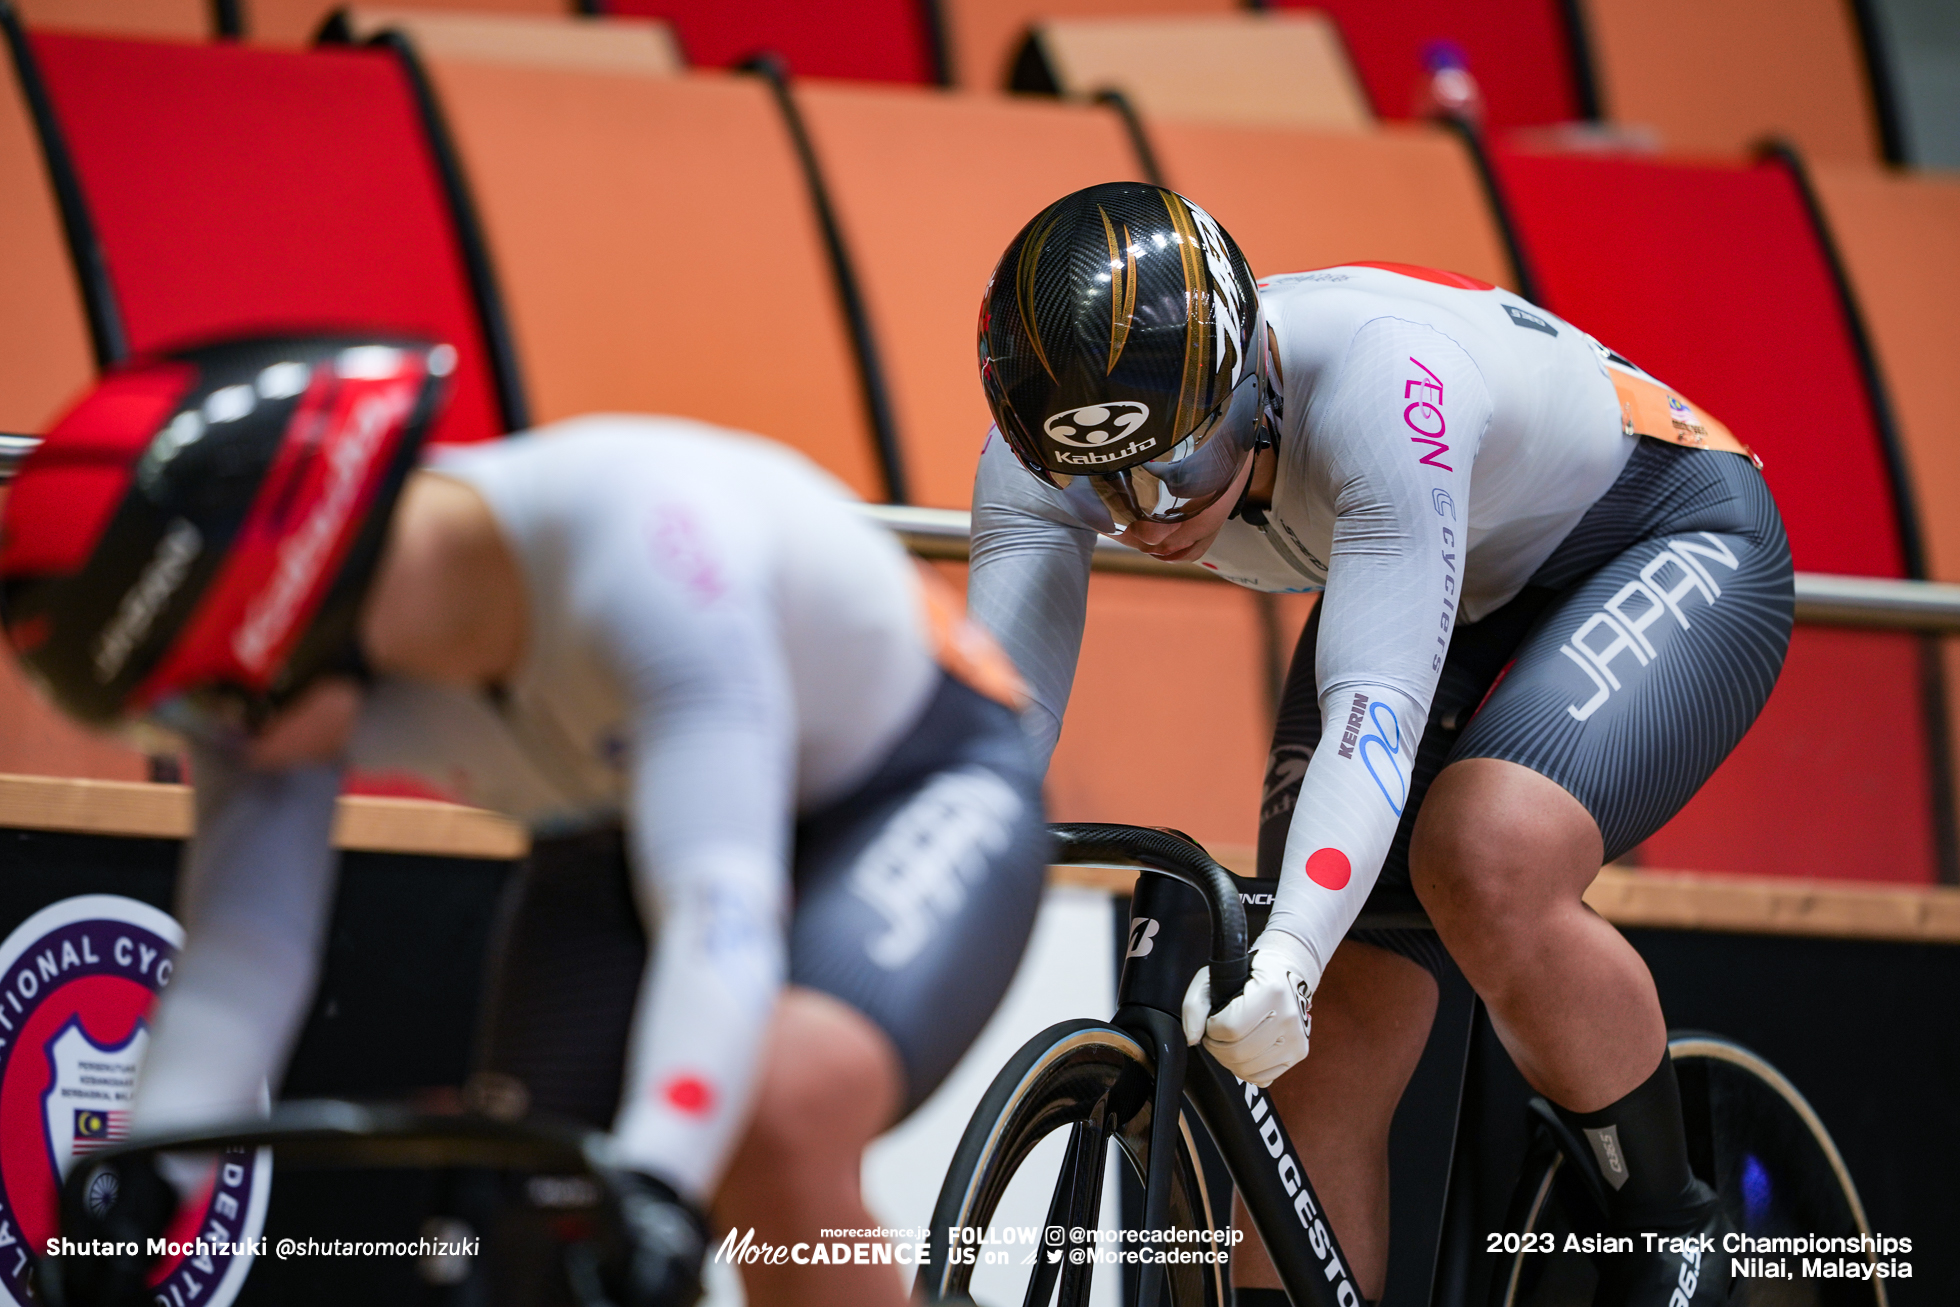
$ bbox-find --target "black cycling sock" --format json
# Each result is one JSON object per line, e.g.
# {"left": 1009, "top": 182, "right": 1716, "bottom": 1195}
{"left": 1551, "top": 1051, "right": 1708, "bottom": 1229}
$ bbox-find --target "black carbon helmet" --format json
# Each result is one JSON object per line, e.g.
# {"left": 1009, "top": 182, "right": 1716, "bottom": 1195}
{"left": 979, "top": 182, "right": 1271, "bottom": 529}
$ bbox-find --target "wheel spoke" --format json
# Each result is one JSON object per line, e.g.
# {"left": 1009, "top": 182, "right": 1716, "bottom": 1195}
{"left": 924, "top": 1022, "right": 1218, "bottom": 1307}
{"left": 1058, "top": 1113, "right": 1109, "bottom": 1307}
{"left": 1020, "top": 1124, "right": 1087, "bottom": 1307}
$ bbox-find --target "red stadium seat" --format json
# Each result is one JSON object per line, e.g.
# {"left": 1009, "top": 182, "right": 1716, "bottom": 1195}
{"left": 1493, "top": 144, "right": 1939, "bottom": 883}
{"left": 1493, "top": 150, "right": 1905, "bottom": 579}
{"left": 599, "top": 0, "right": 940, "bottom": 83}
{"left": 1270, "top": 0, "right": 1590, "bottom": 129}
{"left": 31, "top": 33, "right": 510, "bottom": 445}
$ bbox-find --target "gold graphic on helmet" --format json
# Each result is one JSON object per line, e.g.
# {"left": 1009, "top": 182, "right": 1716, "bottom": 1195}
{"left": 1099, "top": 206, "right": 1138, "bottom": 375}
{"left": 1160, "top": 190, "right": 1212, "bottom": 440}
{"left": 1015, "top": 203, "right": 1065, "bottom": 381}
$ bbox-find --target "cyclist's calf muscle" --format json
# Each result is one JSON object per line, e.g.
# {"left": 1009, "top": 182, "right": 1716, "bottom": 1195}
{"left": 1412, "top": 757, "right": 1667, "bottom": 1111}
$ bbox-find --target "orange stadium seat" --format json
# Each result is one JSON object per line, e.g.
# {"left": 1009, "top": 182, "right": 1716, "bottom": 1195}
{"left": 0, "top": 17, "right": 146, "bottom": 781}
{"left": 1809, "top": 164, "right": 1960, "bottom": 823}
{"left": 418, "top": 59, "right": 884, "bottom": 498}
{"left": 31, "top": 33, "right": 511, "bottom": 445}
{"left": 1019, "top": 12, "right": 1371, "bottom": 130}
{"left": 1273, "top": 0, "right": 1590, "bottom": 128}
{"left": 942, "top": 0, "right": 1235, "bottom": 91}
{"left": 332, "top": 9, "right": 681, "bottom": 73}
{"left": 1809, "top": 166, "right": 1960, "bottom": 582}
{"left": 12, "top": 0, "right": 210, "bottom": 40}
{"left": 599, "top": 0, "right": 941, "bottom": 82}
{"left": 794, "top": 83, "right": 1141, "bottom": 509}
{"left": 245, "top": 0, "right": 571, "bottom": 47}
{"left": 929, "top": 562, "right": 1274, "bottom": 853}
{"left": 1577, "top": 0, "right": 1883, "bottom": 162}
{"left": 1048, "top": 572, "right": 1273, "bottom": 849}
{"left": 1493, "top": 144, "right": 1940, "bottom": 883}
{"left": 0, "top": 625, "right": 146, "bottom": 780}
{"left": 795, "top": 84, "right": 1270, "bottom": 843}
{"left": 1149, "top": 120, "right": 1515, "bottom": 289}
{"left": 0, "top": 33, "right": 94, "bottom": 431}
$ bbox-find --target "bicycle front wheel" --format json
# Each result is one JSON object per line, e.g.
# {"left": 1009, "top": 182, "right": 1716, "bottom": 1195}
{"left": 1495, "top": 1034, "right": 1886, "bottom": 1307}
{"left": 916, "top": 1018, "right": 1228, "bottom": 1307}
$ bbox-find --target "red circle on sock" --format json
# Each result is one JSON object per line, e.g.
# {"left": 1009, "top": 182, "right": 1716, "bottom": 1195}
{"left": 662, "top": 1074, "right": 717, "bottom": 1117}
{"left": 1305, "top": 847, "right": 1352, "bottom": 891}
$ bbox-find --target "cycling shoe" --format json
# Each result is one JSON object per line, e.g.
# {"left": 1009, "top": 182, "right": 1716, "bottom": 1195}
{"left": 592, "top": 1171, "right": 709, "bottom": 1307}
{"left": 41, "top": 1154, "right": 179, "bottom": 1307}
{"left": 1594, "top": 1180, "right": 1734, "bottom": 1307}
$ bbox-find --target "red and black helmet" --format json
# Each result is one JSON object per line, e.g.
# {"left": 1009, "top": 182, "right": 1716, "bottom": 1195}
{"left": 978, "top": 182, "right": 1272, "bottom": 531}
{"left": 0, "top": 334, "right": 453, "bottom": 727}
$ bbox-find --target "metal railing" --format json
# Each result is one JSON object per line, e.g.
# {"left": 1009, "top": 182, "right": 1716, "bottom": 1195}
{"left": 6, "top": 434, "right": 1959, "bottom": 633}
{"left": 861, "top": 503, "right": 1960, "bottom": 633}
{"left": 0, "top": 434, "right": 34, "bottom": 482}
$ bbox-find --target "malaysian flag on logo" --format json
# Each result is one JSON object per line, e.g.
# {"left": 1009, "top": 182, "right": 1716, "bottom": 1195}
{"left": 71, "top": 1109, "right": 129, "bottom": 1154}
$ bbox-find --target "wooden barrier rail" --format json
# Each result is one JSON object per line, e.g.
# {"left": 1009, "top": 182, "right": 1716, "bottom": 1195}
{"left": 0, "top": 773, "right": 528, "bottom": 861}
{"left": 1048, "top": 857, "right": 1960, "bottom": 944}
{"left": 6, "top": 774, "right": 1958, "bottom": 945}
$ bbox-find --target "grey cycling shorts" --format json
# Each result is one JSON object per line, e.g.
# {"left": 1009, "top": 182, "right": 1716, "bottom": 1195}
{"left": 477, "top": 671, "right": 1049, "bottom": 1123}
{"left": 1259, "top": 440, "right": 1794, "bottom": 971}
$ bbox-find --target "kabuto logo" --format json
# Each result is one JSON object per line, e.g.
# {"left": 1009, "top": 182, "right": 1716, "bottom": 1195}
{"left": 0, "top": 896, "right": 270, "bottom": 1306}
{"left": 1042, "top": 402, "right": 1151, "bottom": 449}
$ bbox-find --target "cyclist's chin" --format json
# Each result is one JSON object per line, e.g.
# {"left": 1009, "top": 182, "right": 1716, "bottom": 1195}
{"left": 1142, "top": 538, "right": 1214, "bottom": 563}
{"left": 1115, "top": 482, "right": 1241, "bottom": 562}
{"left": 1120, "top": 529, "right": 1219, "bottom": 564}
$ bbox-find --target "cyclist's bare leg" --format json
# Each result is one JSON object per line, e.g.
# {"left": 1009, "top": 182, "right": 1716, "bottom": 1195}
{"left": 1228, "top": 940, "right": 1436, "bottom": 1301}
{"left": 1410, "top": 756, "right": 1665, "bottom": 1111}
{"left": 714, "top": 987, "right": 908, "bottom": 1307}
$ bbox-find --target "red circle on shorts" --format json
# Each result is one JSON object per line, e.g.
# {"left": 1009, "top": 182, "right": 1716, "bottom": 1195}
{"left": 662, "top": 1075, "right": 716, "bottom": 1117}
{"left": 1305, "top": 848, "right": 1352, "bottom": 891}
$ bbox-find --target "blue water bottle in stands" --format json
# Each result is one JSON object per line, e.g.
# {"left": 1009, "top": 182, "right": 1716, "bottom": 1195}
{"left": 1413, "top": 40, "right": 1486, "bottom": 128}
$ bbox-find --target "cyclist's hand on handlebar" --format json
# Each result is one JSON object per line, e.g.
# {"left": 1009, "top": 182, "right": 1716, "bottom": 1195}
{"left": 590, "top": 1170, "right": 709, "bottom": 1307}
{"left": 1181, "top": 930, "right": 1316, "bottom": 1088}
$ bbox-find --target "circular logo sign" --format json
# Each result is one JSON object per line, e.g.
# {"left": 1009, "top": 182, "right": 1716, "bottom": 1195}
{"left": 1042, "top": 402, "right": 1151, "bottom": 449}
{"left": 0, "top": 895, "right": 270, "bottom": 1306}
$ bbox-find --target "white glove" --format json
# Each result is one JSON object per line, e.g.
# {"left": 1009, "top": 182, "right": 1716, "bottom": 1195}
{"left": 1181, "top": 929, "right": 1318, "bottom": 1087}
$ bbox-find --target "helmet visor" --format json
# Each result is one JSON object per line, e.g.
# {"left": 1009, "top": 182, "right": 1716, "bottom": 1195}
{"left": 1051, "top": 370, "right": 1264, "bottom": 532}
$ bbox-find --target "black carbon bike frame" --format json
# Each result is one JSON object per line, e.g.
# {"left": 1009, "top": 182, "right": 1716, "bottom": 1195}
{"left": 1055, "top": 824, "right": 1368, "bottom": 1307}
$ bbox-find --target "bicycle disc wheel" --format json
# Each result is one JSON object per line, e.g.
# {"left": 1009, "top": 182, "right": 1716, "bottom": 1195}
{"left": 916, "top": 1018, "right": 1228, "bottom": 1307}
{"left": 1494, "top": 1035, "right": 1885, "bottom": 1307}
